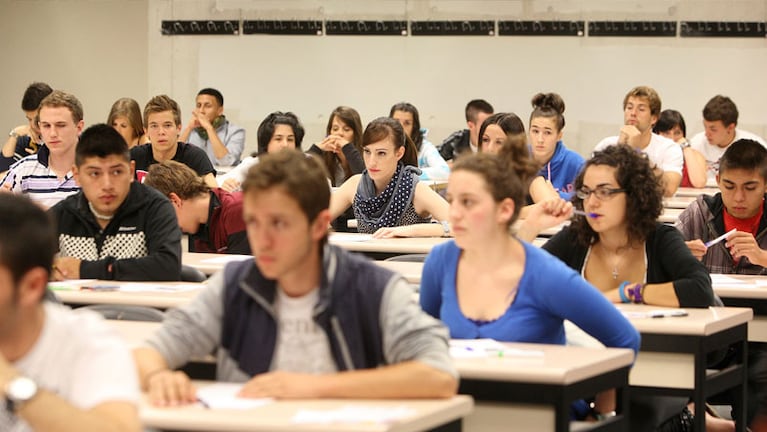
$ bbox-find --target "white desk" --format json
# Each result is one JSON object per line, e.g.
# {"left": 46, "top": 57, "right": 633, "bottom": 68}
{"left": 454, "top": 342, "right": 633, "bottom": 432}
{"left": 328, "top": 232, "right": 450, "bottom": 260}
{"left": 711, "top": 273, "right": 767, "bottom": 342}
{"left": 620, "top": 305, "right": 752, "bottom": 432}
{"left": 658, "top": 207, "right": 683, "bottom": 224}
{"left": 663, "top": 195, "right": 696, "bottom": 209}
{"left": 675, "top": 187, "right": 719, "bottom": 198}
{"left": 52, "top": 280, "right": 203, "bottom": 309}
{"left": 141, "top": 381, "right": 473, "bottom": 432}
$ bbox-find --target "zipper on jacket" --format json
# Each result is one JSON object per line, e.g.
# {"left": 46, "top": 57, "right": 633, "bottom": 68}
{"left": 331, "top": 316, "right": 354, "bottom": 371}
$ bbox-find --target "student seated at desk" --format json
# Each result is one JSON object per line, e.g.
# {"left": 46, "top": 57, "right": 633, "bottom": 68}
{"left": 49, "top": 124, "right": 181, "bottom": 281}
{"left": 107, "top": 97, "right": 148, "bottom": 149}
{"left": 419, "top": 151, "right": 640, "bottom": 419}
{"left": 133, "top": 150, "right": 457, "bottom": 405}
{"left": 144, "top": 160, "right": 249, "bottom": 255}
{"left": 217, "top": 111, "right": 304, "bottom": 192}
{"left": 1, "top": 82, "right": 52, "bottom": 173}
{"left": 0, "top": 194, "right": 140, "bottom": 432}
{"left": 330, "top": 117, "right": 449, "bottom": 237}
{"left": 677, "top": 138, "right": 767, "bottom": 430}
{"left": 527, "top": 145, "right": 720, "bottom": 431}
{"left": 653, "top": 109, "right": 707, "bottom": 189}
{"left": 390, "top": 102, "right": 450, "bottom": 181}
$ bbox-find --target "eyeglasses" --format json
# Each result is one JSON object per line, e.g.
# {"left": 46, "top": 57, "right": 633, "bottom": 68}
{"left": 576, "top": 186, "right": 626, "bottom": 201}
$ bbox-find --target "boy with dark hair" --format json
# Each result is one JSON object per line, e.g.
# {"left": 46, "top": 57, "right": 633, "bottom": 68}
{"left": 1, "top": 90, "right": 83, "bottom": 208}
{"left": 677, "top": 138, "right": 767, "bottom": 429}
{"left": 594, "top": 85, "right": 683, "bottom": 197}
{"left": 0, "top": 193, "right": 140, "bottom": 432}
{"left": 134, "top": 149, "right": 456, "bottom": 405}
{"left": 145, "top": 160, "right": 249, "bottom": 255}
{"left": 49, "top": 124, "right": 181, "bottom": 281}
{"left": 439, "top": 99, "right": 494, "bottom": 163}
{"left": 1, "top": 82, "right": 53, "bottom": 172}
{"left": 689, "top": 95, "right": 767, "bottom": 183}
{"left": 131, "top": 95, "right": 217, "bottom": 188}
{"left": 180, "top": 88, "right": 245, "bottom": 167}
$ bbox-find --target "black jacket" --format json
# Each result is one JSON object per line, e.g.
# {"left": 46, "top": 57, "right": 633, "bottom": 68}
{"left": 49, "top": 182, "right": 182, "bottom": 281}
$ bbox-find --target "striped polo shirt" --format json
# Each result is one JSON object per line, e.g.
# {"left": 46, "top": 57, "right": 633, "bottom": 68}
{"left": 0, "top": 145, "right": 79, "bottom": 209}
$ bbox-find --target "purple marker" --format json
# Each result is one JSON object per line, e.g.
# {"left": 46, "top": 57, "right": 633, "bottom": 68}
{"left": 572, "top": 209, "right": 599, "bottom": 218}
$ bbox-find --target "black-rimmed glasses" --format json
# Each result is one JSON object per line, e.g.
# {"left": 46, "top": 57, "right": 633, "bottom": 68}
{"left": 575, "top": 186, "right": 626, "bottom": 201}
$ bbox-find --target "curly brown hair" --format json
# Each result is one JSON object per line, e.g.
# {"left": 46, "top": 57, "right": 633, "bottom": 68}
{"left": 570, "top": 144, "right": 664, "bottom": 247}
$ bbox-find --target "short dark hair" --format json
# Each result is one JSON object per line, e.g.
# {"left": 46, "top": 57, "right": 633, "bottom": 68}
{"left": 465, "top": 99, "right": 494, "bottom": 123}
{"left": 145, "top": 160, "right": 210, "bottom": 199}
{"left": 653, "top": 109, "right": 687, "bottom": 137}
{"left": 623, "top": 86, "right": 662, "bottom": 117}
{"left": 0, "top": 194, "right": 56, "bottom": 284}
{"left": 256, "top": 112, "right": 305, "bottom": 155}
{"left": 703, "top": 95, "right": 738, "bottom": 127}
{"left": 197, "top": 88, "right": 224, "bottom": 106}
{"left": 144, "top": 95, "right": 181, "bottom": 126}
{"left": 389, "top": 102, "right": 423, "bottom": 150}
{"left": 571, "top": 145, "right": 664, "bottom": 247}
{"left": 75, "top": 124, "right": 130, "bottom": 166}
{"left": 719, "top": 139, "right": 767, "bottom": 180}
{"left": 243, "top": 149, "right": 330, "bottom": 225}
{"left": 477, "top": 112, "right": 526, "bottom": 152}
{"left": 530, "top": 92, "right": 566, "bottom": 132}
{"left": 21, "top": 82, "right": 53, "bottom": 112}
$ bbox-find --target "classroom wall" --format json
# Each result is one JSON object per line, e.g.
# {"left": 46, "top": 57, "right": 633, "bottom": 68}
{"left": 0, "top": 0, "right": 149, "bottom": 136}
{"left": 3, "top": 0, "right": 765, "bottom": 158}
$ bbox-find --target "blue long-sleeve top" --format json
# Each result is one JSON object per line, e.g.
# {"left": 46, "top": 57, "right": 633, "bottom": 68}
{"left": 420, "top": 240, "right": 640, "bottom": 353}
{"left": 535, "top": 141, "right": 585, "bottom": 200}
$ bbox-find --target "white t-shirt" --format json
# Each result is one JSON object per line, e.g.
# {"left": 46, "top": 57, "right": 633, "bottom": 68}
{"left": 271, "top": 288, "right": 337, "bottom": 374}
{"left": 0, "top": 303, "right": 139, "bottom": 432}
{"left": 594, "top": 133, "right": 683, "bottom": 176}
{"left": 689, "top": 129, "right": 767, "bottom": 182}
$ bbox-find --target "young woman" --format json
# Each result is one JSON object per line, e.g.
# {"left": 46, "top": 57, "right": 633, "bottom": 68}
{"left": 390, "top": 102, "right": 450, "bottom": 181}
{"left": 107, "top": 97, "right": 148, "bottom": 148}
{"left": 653, "top": 109, "right": 708, "bottom": 188}
{"left": 330, "top": 117, "right": 449, "bottom": 237}
{"left": 477, "top": 112, "right": 558, "bottom": 204}
{"left": 528, "top": 145, "right": 722, "bottom": 431}
{"left": 420, "top": 150, "right": 640, "bottom": 418}
{"left": 528, "top": 92, "right": 584, "bottom": 200}
{"left": 216, "top": 111, "right": 304, "bottom": 192}
{"left": 308, "top": 106, "right": 365, "bottom": 187}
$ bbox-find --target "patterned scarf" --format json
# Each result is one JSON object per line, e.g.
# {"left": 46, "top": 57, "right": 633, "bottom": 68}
{"left": 354, "top": 164, "right": 419, "bottom": 231}
{"left": 196, "top": 115, "right": 226, "bottom": 141}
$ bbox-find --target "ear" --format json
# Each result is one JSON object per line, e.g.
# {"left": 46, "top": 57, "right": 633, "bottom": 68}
{"left": 168, "top": 192, "right": 183, "bottom": 208}
{"left": 311, "top": 209, "right": 331, "bottom": 242}
{"left": 129, "top": 160, "right": 136, "bottom": 182}
{"left": 72, "top": 165, "right": 81, "bottom": 186}
{"left": 725, "top": 123, "right": 736, "bottom": 134}
{"left": 395, "top": 144, "right": 405, "bottom": 161}
{"left": 496, "top": 197, "right": 515, "bottom": 226}
{"left": 75, "top": 120, "right": 85, "bottom": 136}
{"left": 17, "top": 267, "right": 48, "bottom": 306}
{"left": 556, "top": 129, "right": 564, "bottom": 141}
{"left": 650, "top": 114, "right": 658, "bottom": 128}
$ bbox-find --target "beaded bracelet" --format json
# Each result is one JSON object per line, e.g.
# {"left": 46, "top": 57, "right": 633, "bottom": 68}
{"left": 628, "top": 283, "right": 645, "bottom": 304}
{"left": 618, "top": 281, "right": 631, "bottom": 303}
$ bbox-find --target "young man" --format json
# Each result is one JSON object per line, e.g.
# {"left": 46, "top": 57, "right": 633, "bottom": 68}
{"left": 0, "top": 193, "right": 140, "bottom": 432}
{"left": 49, "top": 124, "right": 181, "bottom": 281}
{"left": 689, "top": 95, "right": 767, "bottom": 183}
{"left": 134, "top": 150, "right": 457, "bottom": 405}
{"left": 438, "top": 99, "right": 493, "bottom": 164}
{"left": 1, "top": 90, "right": 83, "bottom": 208}
{"left": 676, "top": 138, "right": 767, "bottom": 430}
{"left": 1, "top": 82, "right": 53, "bottom": 173}
{"left": 594, "top": 86, "right": 683, "bottom": 197}
{"left": 179, "top": 88, "right": 245, "bottom": 167}
{"left": 130, "top": 95, "right": 217, "bottom": 188}
{"left": 145, "top": 160, "right": 249, "bottom": 255}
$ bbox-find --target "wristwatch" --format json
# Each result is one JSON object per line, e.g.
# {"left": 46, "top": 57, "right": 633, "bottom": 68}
{"left": 5, "top": 376, "right": 38, "bottom": 413}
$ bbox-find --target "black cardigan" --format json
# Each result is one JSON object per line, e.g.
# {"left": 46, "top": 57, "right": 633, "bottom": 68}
{"left": 542, "top": 223, "right": 715, "bottom": 308}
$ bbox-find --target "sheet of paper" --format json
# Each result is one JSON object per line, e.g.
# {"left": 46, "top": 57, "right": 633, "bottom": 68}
{"left": 329, "top": 233, "right": 373, "bottom": 242}
{"left": 449, "top": 339, "right": 543, "bottom": 359}
{"left": 116, "top": 283, "right": 201, "bottom": 293}
{"left": 622, "top": 309, "right": 688, "bottom": 319}
{"left": 199, "top": 255, "right": 252, "bottom": 264}
{"left": 292, "top": 405, "right": 416, "bottom": 424}
{"left": 47, "top": 279, "right": 97, "bottom": 291}
{"left": 196, "top": 383, "right": 272, "bottom": 410}
{"left": 710, "top": 274, "right": 750, "bottom": 285}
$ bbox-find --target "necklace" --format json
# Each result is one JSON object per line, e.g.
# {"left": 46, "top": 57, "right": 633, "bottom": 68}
{"left": 88, "top": 202, "right": 114, "bottom": 221}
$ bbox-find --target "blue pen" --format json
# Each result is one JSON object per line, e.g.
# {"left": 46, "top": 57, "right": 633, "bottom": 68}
{"left": 572, "top": 209, "right": 599, "bottom": 218}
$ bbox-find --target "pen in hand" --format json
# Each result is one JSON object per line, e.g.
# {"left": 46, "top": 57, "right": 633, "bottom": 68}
{"left": 572, "top": 209, "right": 600, "bottom": 219}
{"left": 704, "top": 228, "right": 737, "bottom": 248}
